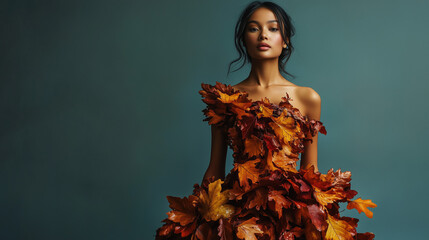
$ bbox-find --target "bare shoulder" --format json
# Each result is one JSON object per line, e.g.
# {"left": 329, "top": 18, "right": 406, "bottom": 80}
{"left": 295, "top": 86, "right": 321, "bottom": 119}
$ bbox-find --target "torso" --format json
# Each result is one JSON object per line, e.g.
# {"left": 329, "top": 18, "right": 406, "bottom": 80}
{"left": 232, "top": 80, "right": 312, "bottom": 117}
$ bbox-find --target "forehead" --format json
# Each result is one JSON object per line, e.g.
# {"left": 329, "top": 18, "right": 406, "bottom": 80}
{"left": 247, "top": 7, "right": 278, "bottom": 24}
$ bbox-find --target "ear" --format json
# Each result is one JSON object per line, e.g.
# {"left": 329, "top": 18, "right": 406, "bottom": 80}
{"left": 283, "top": 38, "right": 290, "bottom": 48}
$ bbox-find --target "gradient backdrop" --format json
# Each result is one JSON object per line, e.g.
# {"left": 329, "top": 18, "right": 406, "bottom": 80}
{"left": 2, "top": 0, "right": 429, "bottom": 239}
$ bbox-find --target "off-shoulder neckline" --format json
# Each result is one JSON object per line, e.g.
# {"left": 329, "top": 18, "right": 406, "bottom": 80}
{"left": 229, "top": 83, "right": 292, "bottom": 107}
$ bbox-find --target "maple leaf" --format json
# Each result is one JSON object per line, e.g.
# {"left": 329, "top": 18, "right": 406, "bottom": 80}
{"left": 244, "top": 135, "right": 265, "bottom": 158}
{"left": 198, "top": 179, "right": 235, "bottom": 221}
{"left": 166, "top": 195, "right": 199, "bottom": 226}
{"left": 156, "top": 219, "right": 175, "bottom": 237}
{"left": 325, "top": 214, "right": 355, "bottom": 240}
{"left": 236, "top": 217, "right": 264, "bottom": 240}
{"left": 216, "top": 90, "right": 241, "bottom": 103}
{"left": 346, "top": 197, "right": 377, "bottom": 218}
{"left": 233, "top": 159, "right": 262, "bottom": 191}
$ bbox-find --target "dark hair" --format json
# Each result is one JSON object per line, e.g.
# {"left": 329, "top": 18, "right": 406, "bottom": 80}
{"left": 227, "top": 1, "right": 296, "bottom": 79}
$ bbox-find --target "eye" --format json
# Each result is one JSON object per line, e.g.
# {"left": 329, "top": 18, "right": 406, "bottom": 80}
{"left": 248, "top": 27, "right": 259, "bottom": 32}
{"left": 270, "top": 27, "right": 279, "bottom": 32}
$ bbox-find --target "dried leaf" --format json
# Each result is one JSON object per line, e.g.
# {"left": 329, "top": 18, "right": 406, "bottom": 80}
{"left": 198, "top": 179, "right": 235, "bottom": 221}
{"left": 236, "top": 217, "right": 264, "bottom": 240}
{"left": 346, "top": 197, "right": 377, "bottom": 218}
{"left": 166, "top": 195, "right": 198, "bottom": 226}
{"left": 325, "top": 214, "right": 355, "bottom": 240}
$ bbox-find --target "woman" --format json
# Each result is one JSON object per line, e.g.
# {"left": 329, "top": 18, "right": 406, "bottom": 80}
{"left": 156, "top": 2, "right": 376, "bottom": 239}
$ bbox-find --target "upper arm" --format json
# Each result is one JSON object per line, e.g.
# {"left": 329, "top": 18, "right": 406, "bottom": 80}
{"left": 299, "top": 87, "right": 322, "bottom": 172}
{"left": 203, "top": 125, "right": 228, "bottom": 181}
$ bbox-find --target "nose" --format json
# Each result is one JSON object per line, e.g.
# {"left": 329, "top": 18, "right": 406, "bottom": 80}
{"left": 259, "top": 28, "right": 268, "bottom": 40}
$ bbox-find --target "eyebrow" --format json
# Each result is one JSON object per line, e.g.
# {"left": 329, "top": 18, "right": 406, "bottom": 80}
{"left": 247, "top": 20, "right": 278, "bottom": 24}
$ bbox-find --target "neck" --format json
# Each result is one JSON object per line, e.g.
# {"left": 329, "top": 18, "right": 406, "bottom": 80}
{"left": 247, "top": 58, "right": 285, "bottom": 87}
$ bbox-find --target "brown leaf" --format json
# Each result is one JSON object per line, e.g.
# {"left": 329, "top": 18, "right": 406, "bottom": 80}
{"left": 218, "top": 218, "right": 233, "bottom": 240}
{"left": 195, "top": 222, "right": 220, "bottom": 240}
{"left": 306, "top": 204, "right": 327, "bottom": 231}
{"left": 356, "top": 232, "right": 375, "bottom": 240}
{"left": 166, "top": 195, "right": 198, "bottom": 226}
{"left": 245, "top": 187, "right": 268, "bottom": 211}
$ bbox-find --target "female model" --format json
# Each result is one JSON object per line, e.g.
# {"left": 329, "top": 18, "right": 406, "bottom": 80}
{"left": 156, "top": 2, "right": 376, "bottom": 239}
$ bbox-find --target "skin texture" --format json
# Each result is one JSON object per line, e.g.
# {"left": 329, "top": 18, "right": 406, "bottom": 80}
{"left": 203, "top": 7, "right": 322, "bottom": 183}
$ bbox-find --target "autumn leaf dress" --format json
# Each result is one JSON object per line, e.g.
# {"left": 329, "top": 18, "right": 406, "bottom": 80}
{"left": 155, "top": 82, "right": 377, "bottom": 240}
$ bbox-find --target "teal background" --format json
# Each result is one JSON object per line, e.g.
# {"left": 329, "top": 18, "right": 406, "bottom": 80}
{"left": 2, "top": 0, "right": 429, "bottom": 239}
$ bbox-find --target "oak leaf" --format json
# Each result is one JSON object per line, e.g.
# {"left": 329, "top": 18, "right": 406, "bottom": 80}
{"left": 325, "top": 214, "right": 355, "bottom": 240}
{"left": 244, "top": 135, "right": 265, "bottom": 158}
{"left": 236, "top": 217, "right": 264, "bottom": 240}
{"left": 346, "top": 197, "right": 377, "bottom": 218}
{"left": 233, "top": 159, "right": 261, "bottom": 191}
{"left": 267, "top": 189, "right": 291, "bottom": 218}
{"left": 313, "top": 187, "right": 347, "bottom": 206}
{"left": 256, "top": 104, "right": 274, "bottom": 118}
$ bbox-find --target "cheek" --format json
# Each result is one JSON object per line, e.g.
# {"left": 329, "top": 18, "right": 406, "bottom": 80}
{"left": 273, "top": 34, "right": 284, "bottom": 46}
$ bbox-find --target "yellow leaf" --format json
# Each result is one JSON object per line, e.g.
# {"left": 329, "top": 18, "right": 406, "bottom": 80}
{"left": 217, "top": 90, "right": 241, "bottom": 103}
{"left": 325, "top": 214, "right": 355, "bottom": 240}
{"left": 198, "top": 179, "right": 235, "bottom": 221}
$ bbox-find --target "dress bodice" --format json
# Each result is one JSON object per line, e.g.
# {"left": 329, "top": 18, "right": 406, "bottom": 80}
{"left": 199, "top": 81, "right": 327, "bottom": 173}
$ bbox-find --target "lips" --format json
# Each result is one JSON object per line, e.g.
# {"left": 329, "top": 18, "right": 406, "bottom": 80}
{"left": 257, "top": 43, "right": 271, "bottom": 48}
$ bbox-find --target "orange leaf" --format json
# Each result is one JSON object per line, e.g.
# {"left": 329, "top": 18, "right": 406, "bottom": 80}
{"left": 271, "top": 148, "right": 298, "bottom": 173}
{"left": 166, "top": 195, "right": 198, "bottom": 226}
{"left": 268, "top": 190, "right": 291, "bottom": 218}
{"left": 256, "top": 104, "right": 273, "bottom": 118}
{"left": 244, "top": 135, "right": 265, "bottom": 158}
{"left": 346, "top": 197, "right": 377, "bottom": 218}
{"left": 236, "top": 217, "right": 264, "bottom": 240}
{"left": 313, "top": 187, "right": 347, "bottom": 206}
{"left": 269, "top": 111, "right": 301, "bottom": 145}
{"left": 233, "top": 159, "right": 262, "bottom": 191}
{"left": 198, "top": 179, "right": 235, "bottom": 221}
